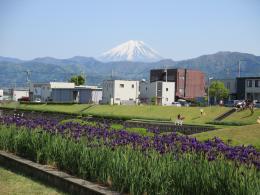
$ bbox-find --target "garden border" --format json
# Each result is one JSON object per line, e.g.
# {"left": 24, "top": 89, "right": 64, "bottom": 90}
{"left": 0, "top": 151, "right": 119, "bottom": 195}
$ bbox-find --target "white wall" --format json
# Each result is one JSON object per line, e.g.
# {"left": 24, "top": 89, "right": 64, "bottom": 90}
{"left": 161, "top": 82, "right": 175, "bottom": 105}
{"left": 50, "top": 82, "right": 75, "bottom": 89}
{"left": 139, "top": 81, "right": 175, "bottom": 106}
{"left": 102, "top": 80, "right": 139, "bottom": 105}
{"left": 13, "top": 90, "right": 29, "bottom": 101}
{"left": 0, "top": 89, "right": 3, "bottom": 101}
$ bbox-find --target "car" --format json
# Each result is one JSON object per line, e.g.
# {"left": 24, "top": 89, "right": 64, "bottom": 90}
{"left": 255, "top": 102, "right": 260, "bottom": 108}
{"left": 18, "top": 97, "right": 30, "bottom": 102}
{"left": 172, "top": 102, "right": 182, "bottom": 107}
{"left": 224, "top": 101, "right": 235, "bottom": 107}
{"left": 34, "top": 98, "right": 41, "bottom": 103}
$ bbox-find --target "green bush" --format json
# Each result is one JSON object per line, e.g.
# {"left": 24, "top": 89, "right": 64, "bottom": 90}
{"left": 0, "top": 125, "right": 259, "bottom": 194}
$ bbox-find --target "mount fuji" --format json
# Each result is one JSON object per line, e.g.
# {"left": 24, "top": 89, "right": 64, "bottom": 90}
{"left": 99, "top": 40, "right": 163, "bottom": 62}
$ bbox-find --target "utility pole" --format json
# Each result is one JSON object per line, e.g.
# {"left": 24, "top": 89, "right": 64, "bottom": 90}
{"left": 238, "top": 60, "right": 241, "bottom": 78}
{"left": 208, "top": 77, "right": 213, "bottom": 106}
{"left": 111, "top": 69, "right": 114, "bottom": 79}
{"left": 25, "top": 70, "right": 31, "bottom": 88}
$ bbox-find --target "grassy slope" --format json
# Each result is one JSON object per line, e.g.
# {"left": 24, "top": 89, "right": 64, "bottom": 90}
{"left": 0, "top": 102, "right": 91, "bottom": 114}
{"left": 223, "top": 108, "right": 260, "bottom": 124}
{"left": 0, "top": 166, "right": 64, "bottom": 195}
{"left": 193, "top": 124, "right": 260, "bottom": 149}
{"left": 83, "top": 105, "right": 229, "bottom": 124}
{"left": 0, "top": 103, "right": 229, "bottom": 124}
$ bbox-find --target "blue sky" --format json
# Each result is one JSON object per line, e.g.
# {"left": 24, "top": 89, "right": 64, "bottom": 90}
{"left": 0, "top": 0, "right": 260, "bottom": 60}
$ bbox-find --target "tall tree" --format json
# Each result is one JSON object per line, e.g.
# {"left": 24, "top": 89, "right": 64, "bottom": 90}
{"left": 209, "top": 81, "right": 229, "bottom": 103}
{"left": 69, "top": 75, "right": 85, "bottom": 86}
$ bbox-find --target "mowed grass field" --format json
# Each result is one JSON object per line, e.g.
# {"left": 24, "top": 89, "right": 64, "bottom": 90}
{"left": 84, "top": 105, "right": 229, "bottom": 124}
{"left": 0, "top": 166, "right": 64, "bottom": 195}
{"left": 193, "top": 124, "right": 260, "bottom": 149}
{"left": 0, "top": 102, "right": 229, "bottom": 124}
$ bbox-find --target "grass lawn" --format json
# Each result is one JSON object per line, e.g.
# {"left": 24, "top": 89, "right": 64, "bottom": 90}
{"left": 192, "top": 124, "right": 260, "bottom": 149}
{"left": 83, "top": 105, "right": 229, "bottom": 124}
{"left": 0, "top": 166, "right": 64, "bottom": 195}
{"left": 223, "top": 108, "right": 260, "bottom": 124}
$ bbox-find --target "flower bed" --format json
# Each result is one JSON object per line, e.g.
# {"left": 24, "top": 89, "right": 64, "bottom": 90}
{"left": 0, "top": 115, "right": 260, "bottom": 194}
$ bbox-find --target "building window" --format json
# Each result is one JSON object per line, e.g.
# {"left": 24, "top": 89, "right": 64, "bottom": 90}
{"left": 247, "top": 80, "right": 252, "bottom": 88}
{"left": 132, "top": 84, "right": 134, "bottom": 88}
{"left": 115, "top": 98, "right": 120, "bottom": 100}
{"left": 120, "top": 84, "right": 124, "bottom": 88}
{"left": 129, "top": 98, "right": 133, "bottom": 100}
{"left": 145, "top": 87, "right": 147, "bottom": 91}
{"left": 166, "top": 88, "right": 168, "bottom": 91}
{"left": 255, "top": 80, "right": 259, "bottom": 88}
{"left": 166, "top": 98, "right": 168, "bottom": 101}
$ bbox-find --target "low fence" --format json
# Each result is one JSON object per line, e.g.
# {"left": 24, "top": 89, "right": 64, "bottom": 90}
{"left": 0, "top": 151, "right": 119, "bottom": 195}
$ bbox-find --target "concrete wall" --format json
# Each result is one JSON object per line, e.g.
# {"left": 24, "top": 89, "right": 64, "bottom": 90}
{"left": 139, "top": 81, "right": 175, "bottom": 105}
{"left": 102, "top": 80, "right": 139, "bottom": 105}
{"left": 161, "top": 82, "right": 175, "bottom": 105}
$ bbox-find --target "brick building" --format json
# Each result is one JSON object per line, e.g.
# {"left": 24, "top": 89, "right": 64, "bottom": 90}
{"left": 150, "top": 68, "right": 205, "bottom": 99}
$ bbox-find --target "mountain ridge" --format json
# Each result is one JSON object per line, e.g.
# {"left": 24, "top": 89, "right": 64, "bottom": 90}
{"left": 0, "top": 51, "right": 260, "bottom": 88}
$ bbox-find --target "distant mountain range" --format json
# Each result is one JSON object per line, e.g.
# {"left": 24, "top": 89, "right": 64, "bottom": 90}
{"left": 0, "top": 51, "right": 260, "bottom": 88}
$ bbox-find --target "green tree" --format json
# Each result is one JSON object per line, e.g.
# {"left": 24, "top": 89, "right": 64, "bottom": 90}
{"left": 69, "top": 75, "right": 85, "bottom": 86}
{"left": 209, "top": 81, "right": 229, "bottom": 103}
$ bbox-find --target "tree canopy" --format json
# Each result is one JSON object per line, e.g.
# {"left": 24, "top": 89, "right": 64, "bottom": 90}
{"left": 69, "top": 75, "right": 85, "bottom": 86}
{"left": 209, "top": 81, "right": 229, "bottom": 101}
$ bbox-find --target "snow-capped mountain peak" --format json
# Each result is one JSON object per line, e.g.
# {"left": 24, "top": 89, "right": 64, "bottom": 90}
{"left": 99, "top": 40, "right": 163, "bottom": 62}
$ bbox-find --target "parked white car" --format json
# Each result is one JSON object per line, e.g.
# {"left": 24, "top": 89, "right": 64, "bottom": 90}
{"left": 172, "top": 102, "right": 182, "bottom": 107}
{"left": 34, "top": 98, "right": 41, "bottom": 103}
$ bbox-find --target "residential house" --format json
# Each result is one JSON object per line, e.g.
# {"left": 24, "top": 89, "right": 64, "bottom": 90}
{"left": 30, "top": 82, "right": 75, "bottom": 102}
{"left": 150, "top": 68, "right": 205, "bottom": 99}
{"left": 51, "top": 85, "right": 102, "bottom": 104}
{"left": 102, "top": 80, "right": 139, "bottom": 105}
{"left": 237, "top": 77, "right": 260, "bottom": 101}
{"left": 139, "top": 80, "right": 175, "bottom": 105}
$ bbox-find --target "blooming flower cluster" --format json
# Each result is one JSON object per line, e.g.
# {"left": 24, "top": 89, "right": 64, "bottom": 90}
{"left": 1, "top": 115, "right": 259, "bottom": 170}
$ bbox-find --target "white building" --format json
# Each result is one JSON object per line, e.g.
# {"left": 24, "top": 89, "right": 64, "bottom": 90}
{"left": 140, "top": 80, "right": 175, "bottom": 106}
{"left": 12, "top": 89, "right": 29, "bottom": 101}
{"left": 0, "top": 89, "right": 3, "bottom": 101}
{"left": 102, "top": 80, "right": 139, "bottom": 105}
{"left": 30, "top": 82, "right": 75, "bottom": 102}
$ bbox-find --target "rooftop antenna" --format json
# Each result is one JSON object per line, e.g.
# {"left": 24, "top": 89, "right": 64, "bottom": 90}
{"left": 164, "top": 65, "right": 168, "bottom": 82}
